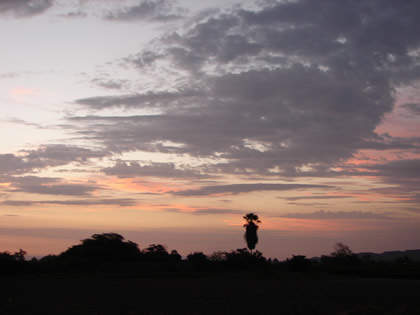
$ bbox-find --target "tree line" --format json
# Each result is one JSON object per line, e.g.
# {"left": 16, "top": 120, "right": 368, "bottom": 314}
{"left": 1, "top": 214, "right": 419, "bottom": 277}
{"left": 1, "top": 232, "right": 419, "bottom": 278}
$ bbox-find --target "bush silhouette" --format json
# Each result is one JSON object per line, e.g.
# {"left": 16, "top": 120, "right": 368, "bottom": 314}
{"left": 187, "top": 252, "right": 209, "bottom": 271}
{"left": 286, "top": 255, "right": 311, "bottom": 272}
{"left": 225, "top": 248, "right": 266, "bottom": 269}
{"left": 60, "top": 233, "right": 141, "bottom": 266}
{"left": 169, "top": 249, "right": 182, "bottom": 262}
{"left": 0, "top": 249, "right": 28, "bottom": 272}
{"left": 142, "top": 244, "right": 169, "bottom": 261}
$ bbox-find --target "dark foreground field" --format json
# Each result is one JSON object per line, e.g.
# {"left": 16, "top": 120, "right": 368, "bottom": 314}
{"left": 1, "top": 273, "right": 419, "bottom": 315}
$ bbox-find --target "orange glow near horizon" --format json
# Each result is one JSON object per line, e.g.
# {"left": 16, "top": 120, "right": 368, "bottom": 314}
{"left": 223, "top": 216, "right": 387, "bottom": 233}
{"left": 265, "top": 217, "right": 388, "bottom": 232}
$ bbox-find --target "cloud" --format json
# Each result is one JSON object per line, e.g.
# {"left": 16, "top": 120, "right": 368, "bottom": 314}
{"left": 90, "top": 77, "right": 128, "bottom": 90}
{"left": 102, "top": 160, "right": 206, "bottom": 179}
{"left": 283, "top": 195, "right": 352, "bottom": 201}
{"left": 75, "top": 89, "right": 201, "bottom": 109}
{"left": 0, "top": 71, "right": 54, "bottom": 80}
{"left": 164, "top": 207, "right": 243, "bottom": 215}
{"left": 3, "top": 118, "right": 46, "bottom": 129}
{"left": 68, "top": 0, "right": 420, "bottom": 181}
{"left": 0, "top": 0, "right": 53, "bottom": 17}
{"left": 2, "top": 198, "right": 138, "bottom": 207}
{"left": 365, "top": 159, "right": 420, "bottom": 204}
{"left": 401, "top": 103, "right": 420, "bottom": 115}
{"left": 105, "top": 0, "right": 188, "bottom": 22}
{"left": 0, "top": 154, "right": 30, "bottom": 175}
{"left": 367, "top": 159, "right": 420, "bottom": 179}
{"left": 9, "top": 176, "right": 99, "bottom": 196}
{"left": 190, "top": 208, "right": 242, "bottom": 215}
{"left": 0, "top": 72, "right": 20, "bottom": 79}
{"left": 361, "top": 134, "right": 420, "bottom": 151}
{"left": 22, "top": 144, "right": 106, "bottom": 165}
{"left": 277, "top": 210, "right": 393, "bottom": 220}
{"left": 58, "top": 10, "right": 88, "bottom": 18}
{"left": 171, "top": 183, "right": 330, "bottom": 196}
{"left": 0, "top": 145, "right": 106, "bottom": 176}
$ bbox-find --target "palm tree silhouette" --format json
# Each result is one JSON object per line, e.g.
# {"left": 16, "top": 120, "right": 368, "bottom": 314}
{"left": 243, "top": 213, "right": 261, "bottom": 253}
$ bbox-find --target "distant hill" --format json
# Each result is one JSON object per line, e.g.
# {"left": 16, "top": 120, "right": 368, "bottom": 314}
{"left": 357, "top": 249, "right": 420, "bottom": 262}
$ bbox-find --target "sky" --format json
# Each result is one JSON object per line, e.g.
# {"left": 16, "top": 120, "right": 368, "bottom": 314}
{"left": 1, "top": 0, "right": 420, "bottom": 260}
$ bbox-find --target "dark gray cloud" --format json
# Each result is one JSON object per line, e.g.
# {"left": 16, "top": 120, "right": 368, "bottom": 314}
{"left": 277, "top": 210, "right": 393, "bottom": 220}
{"left": 9, "top": 176, "right": 99, "bottom": 196}
{"left": 90, "top": 77, "right": 128, "bottom": 90}
{"left": 344, "top": 159, "right": 420, "bottom": 191}
{"left": 1, "top": 200, "right": 36, "bottom": 206}
{"left": 2, "top": 198, "right": 138, "bottom": 207}
{"left": 75, "top": 89, "right": 201, "bottom": 109}
{"left": 367, "top": 159, "right": 420, "bottom": 179}
{"left": 105, "top": 0, "right": 188, "bottom": 22}
{"left": 171, "top": 183, "right": 330, "bottom": 196}
{"left": 102, "top": 160, "right": 206, "bottom": 179}
{"left": 283, "top": 195, "right": 352, "bottom": 201}
{"left": 0, "top": 145, "right": 105, "bottom": 176}
{"left": 0, "top": 154, "right": 30, "bottom": 175}
{"left": 70, "top": 0, "right": 420, "bottom": 183}
{"left": 22, "top": 144, "right": 106, "bottom": 165}
{"left": 401, "top": 103, "right": 420, "bottom": 115}
{"left": 344, "top": 159, "right": 420, "bottom": 206}
{"left": 0, "top": 0, "right": 53, "bottom": 17}
{"left": 357, "top": 133, "right": 420, "bottom": 151}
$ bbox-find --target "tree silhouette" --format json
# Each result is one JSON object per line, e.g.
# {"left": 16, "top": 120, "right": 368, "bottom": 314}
{"left": 13, "top": 249, "right": 27, "bottom": 262}
{"left": 321, "top": 242, "right": 360, "bottom": 267}
{"left": 0, "top": 250, "right": 28, "bottom": 273}
{"left": 243, "top": 213, "right": 261, "bottom": 253}
{"left": 143, "top": 244, "right": 169, "bottom": 261}
{"left": 331, "top": 242, "right": 353, "bottom": 258}
{"left": 187, "top": 252, "right": 209, "bottom": 271}
{"left": 60, "top": 232, "right": 141, "bottom": 264}
{"left": 169, "top": 249, "right": 182, "bottom": 262}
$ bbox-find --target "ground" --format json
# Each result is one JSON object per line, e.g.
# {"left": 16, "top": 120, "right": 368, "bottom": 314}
{"left": 1, "top": 273, "right": 419, "bottom": 314}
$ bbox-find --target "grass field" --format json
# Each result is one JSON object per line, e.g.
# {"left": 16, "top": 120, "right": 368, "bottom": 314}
{"left": 1, "top": 272, "right": 419, "bottom": 314}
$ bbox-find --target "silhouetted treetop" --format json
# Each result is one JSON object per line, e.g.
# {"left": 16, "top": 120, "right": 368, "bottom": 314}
{"left": 60, "top": 232, "right": 141, "bottom": 263}
{"left": 169, "top": 249, "right": 182, "bottom": 261}
{"left": 143, "top": 244, "right": 170, "bottom": 260}
{"left": 243, "top": 213, "right": 261, "bottom": 225}
{"left": 321, "top": 242, "right": 360, "bottom": 266}
{"left": 331, "top": 242, "right": 353, "bottom": 258}
{"left": 88, "top": 233, "right": 125, "bottom": 243}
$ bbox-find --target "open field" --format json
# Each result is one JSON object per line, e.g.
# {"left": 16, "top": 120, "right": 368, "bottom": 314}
{"left": 1, "top": 273, "right": 419, "bottom": 315}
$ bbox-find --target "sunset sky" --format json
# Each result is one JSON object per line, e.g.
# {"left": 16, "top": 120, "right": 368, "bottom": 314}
{"left": 1, "top": 0, "right": 420, "bottom": 260}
